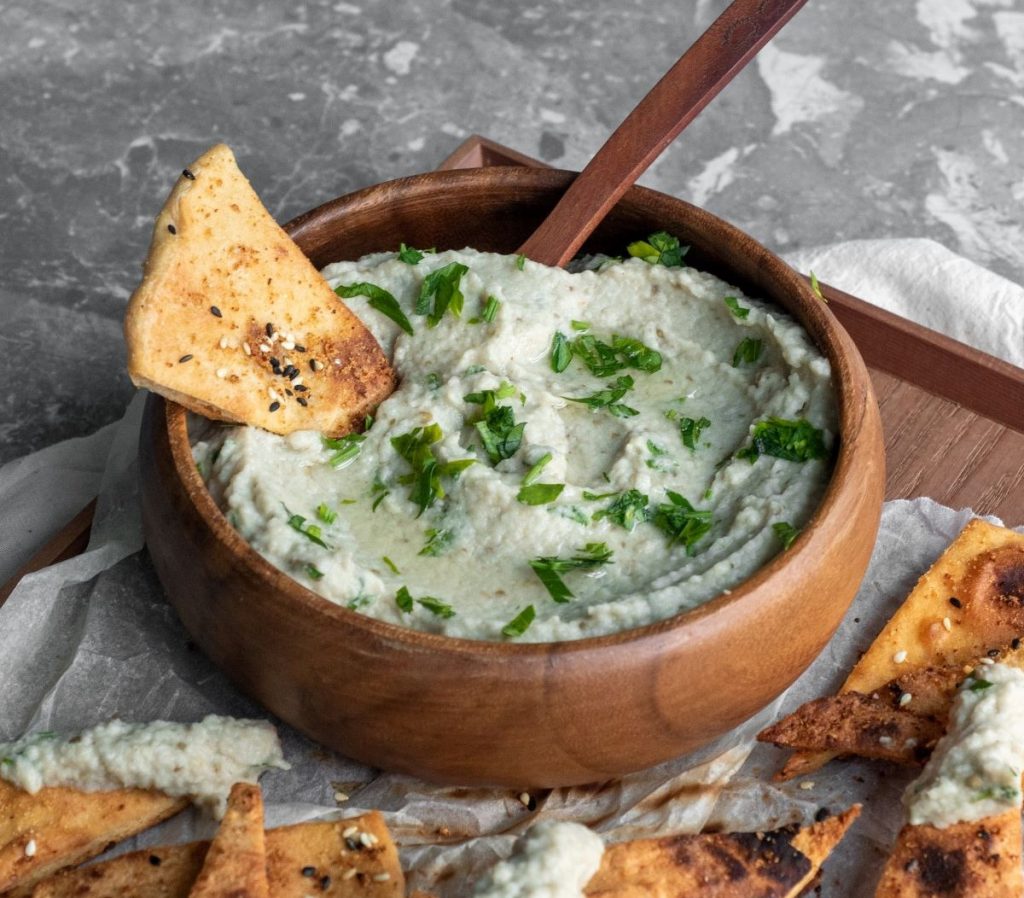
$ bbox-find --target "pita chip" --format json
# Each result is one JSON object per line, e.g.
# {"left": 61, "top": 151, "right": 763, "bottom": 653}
{"left": 124, "top": 143, "right": 396, "bottom": 437}
{"left": 187, "top": 783, "right": 267, "bottom": 898}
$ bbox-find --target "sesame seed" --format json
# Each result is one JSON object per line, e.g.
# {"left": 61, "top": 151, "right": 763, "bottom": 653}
{"left": 319, "top": 875, "right": 331, "bottom": 890}
{"left": 949, "top": 597, "right": 962, "bottom": 608}
{"left": 219, "top": 336, "right": 229, "bottom": 349}
{"left": 899, "top": 692, "right": 912, "bottom": 707}
{"left": 1013, "top": 638, "right": 1021, "bottom": 650}
{"left": 210, "top": 306, "right": 222, "bottom": 318}
{"left": 334, "top": 791, "right": 348, "bottom": 802}
{"left": 334, "top": 358, "right": 342, "bottom": 365}
{"left": 269, "top": 401, "right": 281, "bottom": 412}
{"left": 905, "top": 738, "right": 918, "bottom": 748}
{"left": 942, "top": 617, "right": 952, "bottom": 632}
{"left": 178, "top": 354, "right": 193, "bottom": 363}
{"left": 301, "top": 866, "right": 316, "bottom": 877}
{"left": 266, "top": 323, "right": 275, "bottom": 338}
{"left": 243, "top": 342, "right": 252, "bottom": 356}
{"left": 979, "top": 657, "right": 995, "bottom": 665}
{"left": 342, "top": 826, "right": 358, "bottom": 838}
{"left": 879, "top": 735, "right": 893, "bottom": 747}
{"left": 167, "top": 223, "right": 176, "bottom": 235}
{"left": 372, "top": 873, "right": 391, "bottom": 882}
{"left": 893, "top": 650, "right": 908, "bottom": 664}
{"left": 182, "top": 168, "right": 195, "bottom": 180}
{"left": 24, "top": 839, "right": 36, "bottom": 857}
{"left": 297, "top": 397, "right": 308, "bottom": 407}
{"left": 216, "top": 368, "right": 228, "bottom": 379}
{"left": 259, "top": 343, "right": 272, "bottom": 353}
{"left": 294, "top": 384, "right": 308, "bottom": 392}
{"left": 518, "top": 792, "right": 531, "bottom": 807}
{"left": 282, "top": 341, "right": 296, "bottom": 350}
{"left": 283, "top": 358, "right": 294, "bottom": 368}
{"left": 295, "top": 344, "right": 307, "bottom": 353}
{"left": 359, "top": 832, "right": 374, "bottom": 847}
{"left": 310, "top": 359, "right": 323, "bottom": 372}
{"left": 342, "top": 869, "right": 358, "bottom": 881}
{"left": 799, "top": 781, "right": 814, "bottom": 790}
{"left": 987, "top": 648, "right": 1000, "bottom": 658}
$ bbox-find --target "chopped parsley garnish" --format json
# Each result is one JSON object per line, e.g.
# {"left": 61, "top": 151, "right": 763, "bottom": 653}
{"left": 481, "top": 295, "right": 500, "bottom": 323}
{"left": 417, "top": 595, "right": 456, "bottom": 618}
{"left": 564, "top": 375, "right": 638, "bottom": 418}
{"left": 419, "top": 527, "right": 453, "bottom": 557}
{"left": 348, "top": 594, "right": 372, "bottom": 610}
{"left": 969, "top": 678, "right": 994, "bottom": 692}
{"left": 516, "top": 254, "right": 527, "bottom": 271}
{"left": 651, "top": 491, "right": 713, "bottom": 555}
{"left": 463, "top": 381, "right": 517, "bottom": 406}
{"left": 306, "top": 564, "right": 325, "bottom": 580}
{"left": 370, "top": 474, "right": 390, "bottom": 511}
{"left": 724, "top": 296, "right": 750, "bottom": 319}
{"left": 502, "top": 605, "right": 536, "bottom": 638}
{"left": 316, "top": 503, "right": 337, "bottom": 524}
{"left": 285, "top": 510, "right": 330, "bottom": 549}
{"left": 772, "top": 521, "right": 800, "bottom": 550}
{"left": 809, "top": 270, "right": 826, "bottom": 301}
{"left": 396, "top": 586, "right": 414, "bottom": 613}
{"left": 322, "top": 433, "right": 366, "bottom": 469}
{"left": 582, "top": 489, "right": 619, "bottom": 501}
{"left": 593, "top": 489, "right": 650, "bottom": 531}
{"left": 973, "top": 785, "right": 1018, "bottom": 802}
{"left": 397, "top": 242, "right": 427, "bottom": 264}
{"left": 736, "top": 417, "right": 828, "bottom": 463}
{"left": 571, "top": 320, "right": 590, "bottom": 332}
{"left": 416, "top": 262, "right": 469, "bottom": 327}
{"left": 335, "top": 282, "right": 414, "bottom": 336}
{"left": 530, "top": 542, "right": 614, "bottom": 603}
{"left": 464, "top": 385, "right": 524, "bottom": 464}
{"left": 517, "top": 483, "right": 565, "bottom": 505}
{"left": 390, "top": 423, "right": 476, "bottom": 516}
{"left": 550, "top": 331, "right": 572, "bottom": 373}
{"left": 425, "top": 372, "right": 443, "bottom": 391}
{"left": 549, "top": 505, "right": 589, "bottom": 525}
{"left": 732, "top": 337, "right": 763, "bottom": 367}
{"left": 522, "top": 452, "right": 553, "bottom": 487}
{"left": 463, "top": 364, "right": 487, "bottom": 376}
{"left": 627, "top": 231, "right": 689, "bottom": 267}
{"left": 382, "top": 556, "right": 400, "bottom": 574}
{"left": 679, "top": 416, "right": 711, "bottom": 450}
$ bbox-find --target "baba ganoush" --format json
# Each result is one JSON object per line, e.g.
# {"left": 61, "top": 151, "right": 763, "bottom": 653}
{"left": 0, "top": 715, "right": 287, "bottom": 817}
{"left": 906, "top": 662, "right": 1024, "bottom": 828}
{"left": 194, "top": 242, "right": 836, "bottom": 642}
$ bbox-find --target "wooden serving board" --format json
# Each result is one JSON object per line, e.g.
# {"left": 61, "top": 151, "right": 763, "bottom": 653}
{"left": 2, "top": 136, "right": 1022, "bottom": 606}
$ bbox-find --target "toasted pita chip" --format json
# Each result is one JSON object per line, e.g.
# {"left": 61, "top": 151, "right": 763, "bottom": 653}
{"left": 187, "top": 783, "right": 267, "bottom": 898}
{"left": 124, "top": 143, "right": 396, "bottom": 437}
{"left": 779, "top": 519, "right": 1024, "bottom": 780}
{"left": 873, "top": 809, "right": 1021, "bottom": 898}
{"left": 584, "top": 806, "right": 860, "bottom": 898}
{"left": 0, "top": 779, "right": 187, "bottom": 895}
{"left": 26, "top": 812, "right": 403, "bottom": 898}
{"left": 758, "top": 693, "right": 943, "bottom": 764}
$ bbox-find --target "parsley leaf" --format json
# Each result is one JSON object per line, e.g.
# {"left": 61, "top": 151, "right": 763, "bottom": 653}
{"left": 969, "top": 678, "right": 994, "bottom": 692}
{"left": 516, "top": 254, "right": 527, "bottom": 270}
{"left": 396, "top": 586, "right": 414, "bottom": 613}
{"left": 397, "top": 242, "right": 426, "bottom": 264}
{"left": 476, "top": 406, "right": 525, "bottom": 463}
{"left": 550, "top": 331, "right": 572, "bottom": 373}
{"left": 517, "top": 483, "right": 565, "bottom": 505}
{"left": 593, "top": 489, "right": 650, "bottom": 531}
{"left": 502, "top": 605, "right": 536, "bottom": 638}
{"left": 416, "top": 262, "right": 469, "bottom": 327}
{"left": 650, "top": 491, "right": 713, "bottom": 555}
{"left": 285, "top": 510, "right": 330, "bottom": 549}
{"left": 419, "top": 527, "right": 453, "bottom": 557}
{"left": 627, "top": 231, "right": 689, "bottom": 267}
{"left": 724, "top": 296, "right": 750, "bottom": 319}
{"left": 482, "top": 295, "right": 500, "bottom": 323}
{"left": 417, "top": 595, "right": 456, "bottom": 618}
{"left": 564, "top": 375, "right": 638, "bottom": 418}
{"left": 315, "top": 503, "right": 336, "bottom": 524}
{"left": 522, "top": 452, "right": 553, "bottom": 487}
{"left": 809, "top": 270, "right": 826, "bottom": 301}
{"left": 382, "top": 556, "right": 400, "bottom": 574}
{"left": 680, "top": 415, "right": 711, "bottom": 450}
{"left": 732, "top": 337, "right": 763, "bottom": 367}
{"left": 322, "top": 433, "right": 366, "bottom": 469}
{"left": 391, "top": 424, "right": 476, "bottom": 516}
{"left": 530, "top": 542, "right": 613, "bottom": 603}
{"left": 571, "top": 320, "right": 590, "bottom": 332}
{"left": 335, "top": 282, "right": 414, "bottom": 335}
{"left": 772, "top": 521, "right": 800, "bottom": 550}
{"left": 306, "top": 564, "right": 325, "bottom": 580}
{"left": 561, "top": 333, "right": 662, "bottom": 377}
{"left": 736, "top": 417, "right": 828, "bottom": 463}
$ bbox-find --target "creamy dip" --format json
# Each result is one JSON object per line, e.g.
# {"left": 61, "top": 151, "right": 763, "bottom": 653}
{"left": 472, "top": 821, "right": 604, "bottom": 898}
{"left": 195, "top": 247, "right": 835, "bottom": 642}
{"left": 0, "top": 715, "right": 287, "bottom": 817}
{"left": 906, "top": 662, "right": 1024, "bottom": 828}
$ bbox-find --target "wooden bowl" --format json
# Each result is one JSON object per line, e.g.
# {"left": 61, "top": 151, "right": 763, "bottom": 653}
{"left": 139, "top": 167, "right": 885, "bottom": 786}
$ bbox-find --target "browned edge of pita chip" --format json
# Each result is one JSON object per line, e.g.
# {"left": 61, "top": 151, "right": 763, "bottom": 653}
{"left": 584, "top": 806, "right": 860, "bottom": 898}
{"left": 0, "top": 780, "right": 187, "bottom": 895}
{"left": 873, "top": 809, "right": 1021, "bottom": 898}
{"left": 187, "top": 783, "right": 267, "bottom": 898}
{"left": 124, "top": 143, "right": 396, "bottom": 438}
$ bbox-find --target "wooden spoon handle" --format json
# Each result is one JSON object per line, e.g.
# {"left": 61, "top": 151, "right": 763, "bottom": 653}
{"left": 517, "top": 0, "right": 809, "bottom": 267}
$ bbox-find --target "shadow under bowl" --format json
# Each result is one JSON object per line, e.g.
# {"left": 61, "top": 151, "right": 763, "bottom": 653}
{"left": 139, "top": 166, "right": 885, "bottom": 787}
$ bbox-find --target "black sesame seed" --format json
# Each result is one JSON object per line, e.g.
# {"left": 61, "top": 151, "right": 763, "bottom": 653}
{"left": 269, "top": 357, "right": 280, "bottom": 368}
{"left": 148, "top": 855, "right": 162, "bottom": 866}
{"left": 814, "top": 807, "right": 830, "bottom": 822}
{"left": 345, "top": 836, "right": 361, "bottom": 851}
{"left": 286, "top": 388, "right": 293, "bottom": 396}
{"left": 295, "top": 384, "right": 308, "bottom": 392}
{"left": 1013, "top": 638, "right": 1021, "bottom": 650}
{"left": 210, "top": 305, "right": 222, "bottom": 318}
{"left": 182, "top": 168, "right": 195, "bottom": 180}
{"left": 320, "top": 875, "right": 331, "bottom": 890}
{"left": 287, "top": 369, "right": 300, "bottom": 381}
{"left": 297, "top": 397, "right": 308, "bottom": 407}
{"left": 301, "top": 866, "right": 316, "bottom": 877}
{"left": 167, "top": 224, "right": 177, "bottom": 235}
{"left": 269, "top": 401, "right": 281, "bottom": 413}
{"left": 294, "top": 344, "right": 307, "bottom": 352}
{"left": 309, "top": 360, "right": 318, "bottom": 372}
{"left": 178, "top": 354, "right": 193, "bottom": 363}
{"left": 266, "top": 322, "right": 275, "bottom": 338}
{"left": 988, "top": 648, "right": 1000, "bottom": 658}
{"left": 949, "top": 597, "right": 962, "bottom": 608}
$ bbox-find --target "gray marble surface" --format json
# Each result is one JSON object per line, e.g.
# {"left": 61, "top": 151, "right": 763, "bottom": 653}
{"left": 2, "top": 0, "right": 1022, "bottom": 463}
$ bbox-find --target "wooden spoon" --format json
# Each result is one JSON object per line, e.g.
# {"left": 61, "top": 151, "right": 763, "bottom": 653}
{"left": 518, "top": 0, "right": 809, "bottom": 267}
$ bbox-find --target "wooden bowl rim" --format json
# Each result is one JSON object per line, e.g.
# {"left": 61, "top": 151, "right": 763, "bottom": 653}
{"left": 159, "top": 166, "right": 873, "bottom": 658}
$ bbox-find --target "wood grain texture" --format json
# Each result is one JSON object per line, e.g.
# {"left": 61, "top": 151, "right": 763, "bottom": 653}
{"left": 142, "top": 166, "right": 884, "bottom": 786}
{"left": 517, "top": 0, "right": 808, "bottom": 267}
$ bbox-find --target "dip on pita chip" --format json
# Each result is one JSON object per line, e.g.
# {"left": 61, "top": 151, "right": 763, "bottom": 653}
{"left": 775, "top": 519, "right": 1024, "bottom": 780}
{"left": 124, "top": 144, "right": 396, "bottom": 437}
{"left": 584, "top": 806, "right": 859, "bottom": 898}
{"left": 187, "top": 783, "right": 267, "bottom": 898}
{"left": 0, "top": 779, "right": 187, "bottom": 895}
